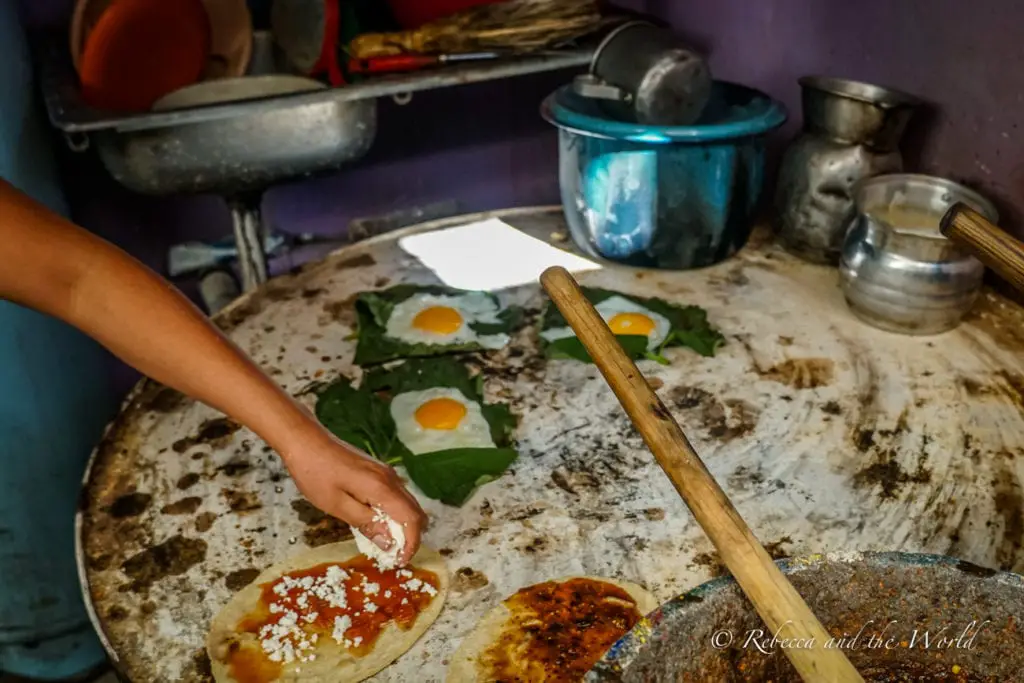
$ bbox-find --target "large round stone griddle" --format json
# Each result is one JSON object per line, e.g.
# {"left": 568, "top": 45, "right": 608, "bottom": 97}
{"left": 75, "top": 207, "right": 1024, "bottom": 682}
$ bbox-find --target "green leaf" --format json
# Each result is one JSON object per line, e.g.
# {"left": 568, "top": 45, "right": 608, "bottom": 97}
{"left": 314, "top": 380, "right": 409, "bottom": 461}
{"left": 402, "top": 447, "right": 518, "bottom": 506}
{"left": 480, "top": 402, "right": 518, "bottom": 447}
{"left": 314, "top": 364, "right": 520, "bottom": 505}
{"left": 471, "top": 305, "right": 524, "bottom": 336}
{"left": 539, "top": 287, "right": 724, "bottom": 363}
{"left": 353, "top": 285, "right": 521, "bottom": 366}
{"left": 361, "top": 357, "right": 482, "bottom": 401}
{"left": 543, "top": 334, "right": 650, "bottom": 362}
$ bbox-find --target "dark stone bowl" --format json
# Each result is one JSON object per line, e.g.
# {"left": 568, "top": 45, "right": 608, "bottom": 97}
{"left": 587, "top": 552, "right": 1024, "bottom": 682}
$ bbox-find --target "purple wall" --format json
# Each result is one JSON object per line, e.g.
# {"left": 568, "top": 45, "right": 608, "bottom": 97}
{"left": 658, "top": 0, "right": 1023, "bottom": 234}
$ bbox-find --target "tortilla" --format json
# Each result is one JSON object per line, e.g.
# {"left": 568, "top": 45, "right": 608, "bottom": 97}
{"left": 207, "top": 541, "right": 448, "bottom": 682}
{"left": 447, "top": 575, "right": 657, "bottom": 682}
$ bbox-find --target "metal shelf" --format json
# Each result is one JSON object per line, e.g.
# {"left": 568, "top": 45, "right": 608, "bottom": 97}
{"left": 32, "top": 31, "right": 592, "bottom": 135}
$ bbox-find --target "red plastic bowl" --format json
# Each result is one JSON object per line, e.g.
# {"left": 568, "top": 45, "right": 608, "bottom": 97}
{"left": 79, "top": 0, "right": 211, "bottom": 112}
{"left": 385, "top": 0, "right": 505, "bottom": 29}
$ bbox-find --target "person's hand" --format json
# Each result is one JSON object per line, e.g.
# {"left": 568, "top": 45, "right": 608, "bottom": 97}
{"left": 278, "top": 428, "right": 427, "bottom": 565}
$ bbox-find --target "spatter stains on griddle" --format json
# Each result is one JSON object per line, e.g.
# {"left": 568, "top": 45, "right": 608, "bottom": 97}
{"left": 960, "top": 371, "right": 1024, "bottom": 414}
{"left": 224, "top": 568, "right": 261, "bottom": 591}
{"left": 121, "top": 535, "right": 207, "bottom": 592}
{"left": 291, "top": 498, "right": 327, "bottom": 524}
{"left": 852, "top": 412, "right": 932, "bottom": 500}
{"left": 216, "top": 458, "right": 251, "bottom": 477}
{"left": 452, "top": 566, "right": 490, "bottom": 593}
{"left": 727, "top": 465, "right": 786, "bottom": 494}
{"left": 161, "top": 497, "right": 202, "bottom": 515}
{"left": 992, "top": 458, "right": 1024, "bottom": 572}
{"left": 176, "top": 473, "right": 201, "bottom": 490}
{"left": 320, "top": 293, "right": 360, "bottom": 326}
{"left": 759, "top": 358, "right": 835, "bottom": 389}
{"left": 194, "top": 512, "right": 218, "bottom": 533}
{"left": 821, "top": 401, "right": 842, "bottom": 416}
{"left": 137, "top": 382, "right": 188, "bottom": 414}
{"left": 107, "top": 492, "right": 152, "bottom": 518}
{"left": 172, "top": 418, "right": 241, "bottom": 454}
{"left": 290, "top": 498, "right": 352, "bottom": 547}
{"left": 222, "top": 489, "right": 261, "bottom": 513}
{"left": 691, "top": 537, "right": 794, "bottom": 578}
{"left": 192, "top": 649, "right": 213, "bottom": 681}
{"left": 669, "top": 386, "right": 760, "bottom": 442}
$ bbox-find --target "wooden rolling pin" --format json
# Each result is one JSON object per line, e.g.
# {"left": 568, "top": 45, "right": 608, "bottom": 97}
{"left": 941, "top": 202, "right": 1024, "bottom": 295}
{"left": 540, "top": 266, "right": 863, "bottom": 683}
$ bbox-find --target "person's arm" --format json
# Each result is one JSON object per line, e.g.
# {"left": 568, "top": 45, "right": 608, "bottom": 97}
{"left": 0, "top": 179, "right": 425, "bottom": 562}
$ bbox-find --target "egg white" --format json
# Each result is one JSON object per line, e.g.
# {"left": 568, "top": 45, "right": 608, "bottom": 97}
{"left": 390, "top": 387, "right": 497, "bottom": 455}
{"left": 385, "top": 292, "right": 510, "bottom": 349}
{"left": 539, "top": 295, "right": 671, "bottom": 351}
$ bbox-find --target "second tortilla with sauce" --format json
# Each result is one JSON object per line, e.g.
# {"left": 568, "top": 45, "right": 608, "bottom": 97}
{"left": 207, "top": 540, "right": 448, "bottom": 682}
{"left": 447, "top": 576, "right": 657, "bottom": 682}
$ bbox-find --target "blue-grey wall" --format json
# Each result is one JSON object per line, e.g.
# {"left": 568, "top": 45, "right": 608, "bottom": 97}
{"left": 0, "top": 2, "right": 117, "bottom": 677}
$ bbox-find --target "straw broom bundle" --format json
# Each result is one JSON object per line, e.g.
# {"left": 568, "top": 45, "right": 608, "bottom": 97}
{"left": 348, "top": 0, "right": 605, "bottom": 59}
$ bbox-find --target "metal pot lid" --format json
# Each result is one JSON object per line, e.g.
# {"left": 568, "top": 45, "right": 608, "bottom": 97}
{"left": 541, "top": 80, "right": 786, "bottom": 144}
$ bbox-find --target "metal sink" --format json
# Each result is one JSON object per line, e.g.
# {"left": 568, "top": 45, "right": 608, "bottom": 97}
{"left": 95, "top": 94, "right": 376, "bottom": 289}
{"left": 93, "top": 94, "right": 376, "bottom": 197}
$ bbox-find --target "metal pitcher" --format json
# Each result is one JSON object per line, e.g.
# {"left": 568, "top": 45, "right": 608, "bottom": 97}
{"left": 775, "top": 76, "right": 923, "bottom": 264}
{"left": 839, "top": 174, "right": 998, "bottom": 336}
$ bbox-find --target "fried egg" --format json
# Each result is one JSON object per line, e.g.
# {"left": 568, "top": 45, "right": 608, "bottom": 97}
{"left": 385, "top": 292, "right": 510, "bottom": 349}
{"left": 390, "top": 387, "right": 497, "bottom": 455}
{"left": 540, "top": 295, "right": 671, "bottom": 351}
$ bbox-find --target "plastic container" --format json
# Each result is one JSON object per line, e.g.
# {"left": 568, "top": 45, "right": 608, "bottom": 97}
{"left": 541, "top": 81, "right": 786, "bottom": 269}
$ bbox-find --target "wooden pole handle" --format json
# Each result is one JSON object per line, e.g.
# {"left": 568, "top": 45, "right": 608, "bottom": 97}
{"left": 941, "top": 202, "right": 1024, "bottom": 295}
{"left": 540, "top": 266, "right": 863, "bottom": 683}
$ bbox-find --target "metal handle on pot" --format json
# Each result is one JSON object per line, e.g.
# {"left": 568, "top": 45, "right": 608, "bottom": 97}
{"left": 572, "top": 74, "right": 632, "bottom": 103}
{"left": 941, "top": 202, "right": 1024, "bottom": 294}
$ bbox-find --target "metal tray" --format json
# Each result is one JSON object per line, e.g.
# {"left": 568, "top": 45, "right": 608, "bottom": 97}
{"left": 31, "top": 31, "right": 593, "bottom": 134}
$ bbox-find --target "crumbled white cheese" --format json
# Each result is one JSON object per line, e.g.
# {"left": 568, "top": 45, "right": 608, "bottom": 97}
{"left": 331, "top": 615, "right": 352, "bottom": 644}
{"left": 256, "top": 559, "right": 439, "bottom": 668}
{"left": 352, "top": 507, "right": 405, "bottom": 570}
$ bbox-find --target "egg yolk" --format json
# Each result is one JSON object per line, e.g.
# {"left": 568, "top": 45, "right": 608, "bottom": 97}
{"left": 607, "top": 312, "right": 655, "bottom": 336}
{"left": 414, "top": 398, "right": 467, "bottom": 430}
{"left": 412, "top": 306, "right": 464, "bottom": 335}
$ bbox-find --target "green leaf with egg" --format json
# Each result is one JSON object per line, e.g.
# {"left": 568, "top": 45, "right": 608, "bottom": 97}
{"left": 539, "top": 287, "right": 724, "bottom": 363}
{"left": 362, "top": 357, "right": 517, "bottom": 447}
{"left": 401, "top": 447, "right": 518, "bottom": 506}
{"left": 314, "top": 380, "right": 411, "bottom": 464}
{"left": 353, "top": 284, "right": 523, "bottom": 366}
{"left": 314, "top": 359, "right": 520, "bottom": 504}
